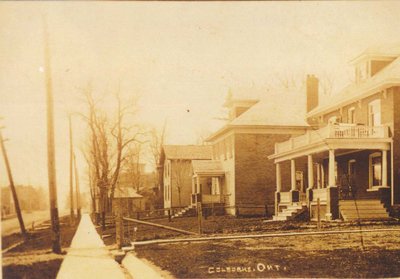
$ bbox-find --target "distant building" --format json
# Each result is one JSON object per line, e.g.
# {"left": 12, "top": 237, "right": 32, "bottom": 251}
{"left": 1, "top": 185, "right": 47, "bottom": 218}
{"left": 112, "top": 187, "right": 144, "bottom": 216}
{"left": 160, "top": 145, "right": 213, "bottom": 209}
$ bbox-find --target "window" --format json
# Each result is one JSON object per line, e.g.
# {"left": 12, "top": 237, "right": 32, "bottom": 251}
{"left": 369, "top": 152, "right": 382, "bottom": 188}
{"left": 368, "top": 100, "right": 381, "bottom": 127}
{"left": 348, "top": 107, "right": 356, "bottom": 124}
{"left": 295, "top": 171, "right": 304, "bottom": 192}
{"left": 328, "top": 116, "right": 338, "bottom": 124}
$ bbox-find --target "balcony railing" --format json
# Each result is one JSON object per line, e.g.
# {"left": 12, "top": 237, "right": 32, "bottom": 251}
{"left": 275, "top": 124, "right": 389, "bottom": 154}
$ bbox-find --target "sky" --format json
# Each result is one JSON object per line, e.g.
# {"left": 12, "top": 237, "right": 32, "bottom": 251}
{"left": 1, "top": 1, "right": 400, "bottom": 208}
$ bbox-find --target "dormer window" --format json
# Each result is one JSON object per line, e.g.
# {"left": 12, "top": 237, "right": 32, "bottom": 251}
{"left": 355, "top": 62, "right": 370, "bottom": 83}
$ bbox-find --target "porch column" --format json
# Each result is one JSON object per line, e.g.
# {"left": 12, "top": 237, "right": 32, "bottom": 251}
{"left": 328, "top": 149, "right": 335, "bottom": 186}
{"left": 382, "top": 150, "right": 388, "bottom": 187}
{"left": 291, "top": 159, "right": 296, "bottom": 191}
{"left": 275, "top": 163, "right": 281, "bottom": 215}
{"left": 276, "top": 163, "right": 282, "bottom": 192}
{"left": 307, "top": 155, "right": 314, "bottom": 206}
{"left": 307, "top": 155, "right": 314, "bottom": 189}
{"left": 196, "top": 176, "right": 200, "bottom": 194}
{"left": 326, "top": 149, "right": 339, "bottom": 220}
{"left": 316, "top": 163, "right": 321, "bottom": 189}
{"left": 290, "top": 159, "right": 299, "bottom": 203}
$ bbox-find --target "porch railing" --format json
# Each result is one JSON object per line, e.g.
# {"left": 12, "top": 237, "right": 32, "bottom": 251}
{"left": 202, "top": 194, "right": 222, "bottom": 204}
{"left": 312, "top": 188, "right": 327, "bottom": 202}
{"left": 275, "top": 124, "right": 389, "bottom": 154}
{"left": 280, "top": 192, "right": 291, "bottom": 203}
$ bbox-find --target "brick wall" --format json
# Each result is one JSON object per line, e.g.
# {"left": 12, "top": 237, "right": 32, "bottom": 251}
{"left": 314, "top": 90, "right": 394, "bottom": 128}
{"left": 234, "top": 133, "right": 292, "bottom": 215}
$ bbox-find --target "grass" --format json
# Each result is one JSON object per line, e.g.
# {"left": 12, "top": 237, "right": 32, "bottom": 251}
{"left": 135, "top": 230, "right": 400, "bottom": 278}
{"left": 2, "top": 216, "right": 79, "bottom": 279}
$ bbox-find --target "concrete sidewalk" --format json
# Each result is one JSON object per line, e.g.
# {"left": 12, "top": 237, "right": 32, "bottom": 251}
{"left": 57, "top": 214, "right": 126, "bottom": 279}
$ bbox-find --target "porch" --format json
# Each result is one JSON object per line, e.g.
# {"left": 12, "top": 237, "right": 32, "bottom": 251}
{"left": 270, "top": 123, "right": 392, "bottom": 221}
{"left": 191, "top": 160, "right": 225, "bottom": 208}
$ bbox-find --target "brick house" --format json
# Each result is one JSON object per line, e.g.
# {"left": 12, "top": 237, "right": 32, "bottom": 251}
{"left": 269, "top": 45, "right": 400, "bottom": 221}
{"left": 195, "top": 89, "right": 309, "bottom": 216}
{"left": 161, "top": 145, "right": 212, "bottom": 209}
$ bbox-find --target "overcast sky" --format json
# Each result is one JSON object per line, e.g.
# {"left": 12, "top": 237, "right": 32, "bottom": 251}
{"left": 1, "top": 2, "right": 399, "bottom": 208}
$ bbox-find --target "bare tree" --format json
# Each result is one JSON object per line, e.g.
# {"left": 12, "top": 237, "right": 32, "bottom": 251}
{"left": 147, "top": 123, "right": 167, "bottom": 208}
{"left": 80, "top": 86, "right": 145, "bottom": 226}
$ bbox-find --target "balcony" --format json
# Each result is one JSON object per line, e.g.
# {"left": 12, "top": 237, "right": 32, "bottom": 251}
{"left": 275, "top": 124, "right": 389, "bottom": 154}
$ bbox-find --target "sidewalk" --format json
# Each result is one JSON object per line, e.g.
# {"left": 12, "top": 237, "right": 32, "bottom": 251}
{"left": 57, "top": 214, "right": 126, "bottom": 279}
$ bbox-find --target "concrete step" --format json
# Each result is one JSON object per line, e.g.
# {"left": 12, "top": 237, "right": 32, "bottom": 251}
{"left": 340, "top": 204, "right": 385, "bottom": 209}
{"left": 340, "top": 207, "right": 387, "bottom": 212}
{"left": 339, "top": 200, "right": 383, "bottom": 205}
{"left": 342, "top": 212, "right": 390, "bottom": 218}
{"left": 273, "top": 215, "right": 290, "bottom": 221}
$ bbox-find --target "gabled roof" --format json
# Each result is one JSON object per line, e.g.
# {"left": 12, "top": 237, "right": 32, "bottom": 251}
{"left": 163, "top": 145, "right": 212, "bottom": 160}
{"left": 308, "top": 55, "right": 400, "bottom": 117}
{"left": 192, "top": 160, "right": 224, "bottom": 175}
{"left": 114, "top": 187, "right": 143, "bottom": 199}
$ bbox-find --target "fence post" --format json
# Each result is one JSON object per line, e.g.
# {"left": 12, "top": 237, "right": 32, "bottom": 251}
{"left": 168, "top": 209, "right": 172, "bottom": 222}
{"left": 197, "top": 202, "right": 203, "bottom": 234}
{"left": 116, "top": 199, "right": 124, "bottom": 249}
{"left": 136, "top": 211, "right": 140, "bottom": 220}
{"left": 317, "top": 198, "right": 321, "bottom": 230}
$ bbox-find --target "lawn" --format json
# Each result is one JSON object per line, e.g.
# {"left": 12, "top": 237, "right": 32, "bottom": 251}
{"left": 2, "top": 216, "right": 79, "bottom": 279}
{"left": 135, "top": 229, "right": 400, "bottom": 278}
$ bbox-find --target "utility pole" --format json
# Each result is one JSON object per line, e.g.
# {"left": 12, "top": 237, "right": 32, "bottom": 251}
{"left": 73, "top": 153, "right": 81, "bottom": 219}
{"left": 0, "top": 130, "right": 27, "bottom": 238}
{"left": 43, "top": 16, "right": 62, "bottom": 254}
{"left": 69, "top": 115, "right": 74, "bottom": 224}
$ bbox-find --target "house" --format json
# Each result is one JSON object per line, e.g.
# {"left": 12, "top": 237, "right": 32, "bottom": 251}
{"left": 117, "top": 168, "right": 158, "bottom": 211}
{"left": 269, "top": 45, "right": 400, "bottom": 221}
{"left": 112, "top": 187, "right": 143, "bottom": 216}
{"left": 161, "top": 145, "right": 213, "bottom": 209}
{"left": 193, "top": 87, "right": 309, "bottom": 216}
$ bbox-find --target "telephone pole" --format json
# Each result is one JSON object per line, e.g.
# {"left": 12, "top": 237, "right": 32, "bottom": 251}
{"left": 43, "top": 16, "right": 62, "bottom": 254}
{"left": 73, "top": 153, "right": 81, "bottom": 219}
{"left": 0, "top": 130, "right": 27, "bottom": 238}
{"left": 69, "top": 115, "right": 74, "bottom": 223}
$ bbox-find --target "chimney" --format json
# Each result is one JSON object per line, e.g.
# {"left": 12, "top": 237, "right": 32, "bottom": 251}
{"left": 306, "top": 74, "right": 319, "bottom": 112}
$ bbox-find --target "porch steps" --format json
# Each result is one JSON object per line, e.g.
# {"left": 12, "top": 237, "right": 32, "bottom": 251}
{"left": 272, "top": 204, "right": 306, "bottom": 221}
{"left": 339, "top": 200, "right": 391, "bottom": 221}
{"left": 172, "top": 204, "right": 196, "bottom": 219}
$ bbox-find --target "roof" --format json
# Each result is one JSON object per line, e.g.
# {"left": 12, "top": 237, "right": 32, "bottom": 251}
{"left": 230, "top": 90, "right": 308, "bottom": 127}
{"left": 206, "top": 89, "right": 309, "bottom": 141}
{"left": 163, "top": 145, "right": 212, "bottom": 160}
{"left": 350, "top": 44, "right": 400, "bottom": 64}
{"left": 308, "top": 55, "right": 400, "bottom": 117}
{"left": 192, "top": 160, "right": 224, "bottom": 175}
{"left": 114, "top": 187, "right": 143, "bottom": 199}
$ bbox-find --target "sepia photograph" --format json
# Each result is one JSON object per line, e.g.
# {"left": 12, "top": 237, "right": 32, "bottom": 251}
{"left": 1, "top": 1, "right": 400, "bottom": 278}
